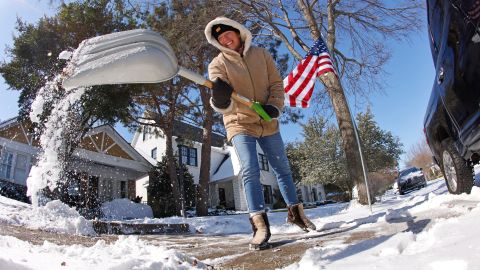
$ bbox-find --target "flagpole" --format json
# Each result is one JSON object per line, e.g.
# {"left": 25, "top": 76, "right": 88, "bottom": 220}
{"left": 319, "top": 74, "right": 373, "bottom": 214}
{"left": 349, "top": 105, "right": 373, "bottom": 214}
{"left": 283, "top": 35, "right": 373, "bottom": 213}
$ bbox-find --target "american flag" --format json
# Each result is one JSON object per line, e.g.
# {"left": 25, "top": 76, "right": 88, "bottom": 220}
{"left": 283, "top": 37, "right": 336, "bottom": 108}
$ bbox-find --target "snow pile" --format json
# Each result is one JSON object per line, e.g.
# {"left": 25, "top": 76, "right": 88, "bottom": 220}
{"left": 285, "top": 204, "right": 480, "bottom": 270}
{"left": 30, "top": 200, "right": 95, "bottom": 235}
{"left": 1, "top": 177, "right": 480, "bottom": 269}
{"left": 283, "top": 182, "right": 480, "bottom": 270}
{"left": 100, "top": 198, "right": 153, "bottom": 220}
{"left": 408, "top": 186, "right": 480, "bottom": 215}
{"left": 0, "top": 196, "right": 95, "bottom": 235}
{"left": 0, "top": 235, "right": 207, "bottom": 270}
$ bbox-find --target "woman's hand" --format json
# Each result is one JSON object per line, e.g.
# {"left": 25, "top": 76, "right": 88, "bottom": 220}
{"left": 211, "top": 78, "right": 233, "bottom": 109}
{"left": 261, "top": 104, "right": 280, "bottom": 118}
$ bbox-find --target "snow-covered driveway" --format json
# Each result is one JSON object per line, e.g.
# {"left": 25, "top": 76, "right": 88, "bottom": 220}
{"left": 1, "top": 177, "right": 480, "bottom": 270}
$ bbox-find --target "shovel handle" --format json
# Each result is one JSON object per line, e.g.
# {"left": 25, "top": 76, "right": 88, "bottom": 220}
{"left": 178, "top": 67, "right": 272, "bottom": 122}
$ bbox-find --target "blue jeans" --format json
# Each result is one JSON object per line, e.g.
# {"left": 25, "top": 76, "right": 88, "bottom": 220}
{"left": 231, "top": 132, "right": 299, "bottom": 212}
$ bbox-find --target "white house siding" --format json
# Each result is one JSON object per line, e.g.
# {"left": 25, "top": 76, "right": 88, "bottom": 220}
{"left": 135, "top": 175, "right": 149, "bottom": 203}
{"left": 209, "top": 182, "right": 219, "bottom": 207}
{"left": 133, "top": 130, "right": 231, "bottom": 189}
{"left": 132, "top": 129, "right": 167, "bottom": 165}
{"left": 0, "top": 139, "right": 37, "bottom": 186}
{"left": 232, "top": 176, "right": 248, "bottom": 211}
{"left": 298, "top": 184, "right": 326, "bottom": 203}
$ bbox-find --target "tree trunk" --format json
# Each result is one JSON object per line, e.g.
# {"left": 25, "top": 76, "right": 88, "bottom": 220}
{"left": 196, "top": 85, "right": 214, "bottom": 216}
{"left": 165, "top": 129, "right": 184, "bottom": 216}
{"left": 319, "top": 72, "right": 374, "bottom": 205}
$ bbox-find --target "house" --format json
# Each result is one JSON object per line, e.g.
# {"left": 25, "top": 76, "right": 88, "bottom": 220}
{"left": 0, "top": 117, "right": 152, "bottom": 207}
{"left": 132, "top": 121, "right": 325, "bottom": 211}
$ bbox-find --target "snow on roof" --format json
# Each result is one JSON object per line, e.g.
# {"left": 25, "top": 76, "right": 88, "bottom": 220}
{"left": 211, "top": 155, "right": 234, "bottom": 182}
{"left": 211, "top": 146, "right": 240, "bottom": 182}
{"left": 0, "top": 116, "right": 18, "bottom": 129}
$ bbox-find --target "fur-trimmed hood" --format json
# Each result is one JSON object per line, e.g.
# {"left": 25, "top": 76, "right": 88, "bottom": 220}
{"left": 204, "top": 17, "right": 252, "bottom": 55}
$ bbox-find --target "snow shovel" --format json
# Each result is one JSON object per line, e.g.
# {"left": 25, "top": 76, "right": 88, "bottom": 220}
{"left": 62, "top": 29, "right": 272, "bottom": 121}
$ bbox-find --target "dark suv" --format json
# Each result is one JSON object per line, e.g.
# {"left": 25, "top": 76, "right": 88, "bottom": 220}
{"left": 424, "top": 0, "right": 480, "bottom": 194}
{"left": 397, "top": 167, "right": 428, "bottom": 195}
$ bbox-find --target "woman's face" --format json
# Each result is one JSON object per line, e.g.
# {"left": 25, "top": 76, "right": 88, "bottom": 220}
{"left": 217, "top": 31, "right": 242, "bottom": 52}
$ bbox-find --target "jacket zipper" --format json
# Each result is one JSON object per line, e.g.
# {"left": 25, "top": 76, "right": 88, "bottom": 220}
{"left": 241, "top": 55, "right": 264, "bottom": 136}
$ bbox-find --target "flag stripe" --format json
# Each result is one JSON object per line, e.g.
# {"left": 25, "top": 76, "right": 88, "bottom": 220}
{"left": 288, "top": 60, "right": 318, "bottom": 98}
{"left": 283, "top": 37, "right": 337, "bottom": 108}
{"left": 284, "top": 56, "right": 315, "bottom": 94}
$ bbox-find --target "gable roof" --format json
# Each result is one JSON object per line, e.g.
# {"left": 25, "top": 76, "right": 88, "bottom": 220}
{"left": 131, "top": 120, "right": 227, "bottom": 147}
{"left": 0, "top": 117, "right": 38, "bottom": 147}
{"left": 0, "top": 117, "right": 152, "bottom": 173}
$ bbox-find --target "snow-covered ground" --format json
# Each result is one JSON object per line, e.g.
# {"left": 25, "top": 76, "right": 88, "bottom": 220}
{"left": 1, "top": 175, "right": 480, "bottom": 269}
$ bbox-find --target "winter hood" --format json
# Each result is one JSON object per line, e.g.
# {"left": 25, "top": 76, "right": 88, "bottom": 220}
{"left": 204, "top": 17, "right": 253, "bottom": 55}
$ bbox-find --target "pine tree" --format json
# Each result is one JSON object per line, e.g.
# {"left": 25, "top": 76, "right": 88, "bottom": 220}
{"left": 147, "top": 156, "right": 195, "bottom": 218}
{"left": 288, "top": 109, "right": 403, "bottom": 200}
{"left": 0, "top": 0, "right": 135, "bottom": 122}
{"left": 356, "top": 107, "right": 404, "bottom": 172}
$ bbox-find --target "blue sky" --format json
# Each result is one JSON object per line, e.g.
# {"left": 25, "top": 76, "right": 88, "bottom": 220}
{"left": 0, "top": 0, "right": 435, "bottom": 166}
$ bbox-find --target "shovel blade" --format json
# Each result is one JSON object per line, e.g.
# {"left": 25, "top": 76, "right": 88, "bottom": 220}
{"left": 63, "top": 29, "right": 179, "bottom": 90}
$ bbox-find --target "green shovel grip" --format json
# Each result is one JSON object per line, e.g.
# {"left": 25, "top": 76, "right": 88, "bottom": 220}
{"left": 251, "top": 102, "right": 272, "bottom": 122}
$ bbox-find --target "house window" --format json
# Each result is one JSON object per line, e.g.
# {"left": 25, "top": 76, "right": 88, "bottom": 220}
{"left": 178, "top": 145, "right": 197, "bottom": 166}
{"left": 263, "top": 185, "right": 273, "bottom": 204}
{"left": 13, "top": 154, "right": 28, "bottom": 183}
{"left": 151, "top": 147, "right": 157, "bottom": 160}
{"left": 259, "top": 153, "right": 269, "bottom": 171}
{"left": 120, "top": 181, "right": 127, "bottom": 198}
{"left": 0, "top": 150, "right": 14, "bottom": 180}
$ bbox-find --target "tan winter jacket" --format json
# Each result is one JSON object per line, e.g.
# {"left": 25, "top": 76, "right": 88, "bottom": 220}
{"left": 205, "top": 17, "right": 284, "bottom": 141}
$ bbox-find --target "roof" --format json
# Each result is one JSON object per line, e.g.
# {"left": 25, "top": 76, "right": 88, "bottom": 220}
{"left": 211, "top": 146, "right": 240, "bottom": 182}
{"left": 211, "top": 155, "right": 235, "bottom": 182}
{"left": 172, "top": 121, "right": 226, "bottom": 147}
{"left": 0, "top": 117, "right": 17, "bottom": 129}
{"left": 131, "top": 120, "right": 227, "bottom": 147}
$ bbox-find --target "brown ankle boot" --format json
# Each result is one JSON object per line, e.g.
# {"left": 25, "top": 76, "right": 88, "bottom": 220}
{"left": 287, "top": 203, "right": 316, "bottom": 231}
{"left": 248, "top": 212, "right": 271, "bottom": 250}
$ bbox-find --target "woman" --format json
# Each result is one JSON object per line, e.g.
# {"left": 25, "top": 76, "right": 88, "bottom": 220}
{"left": 205, "top": 17, "right": 316, "bottom": 250}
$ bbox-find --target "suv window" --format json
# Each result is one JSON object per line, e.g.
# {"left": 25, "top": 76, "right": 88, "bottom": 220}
{"left": 399, "top": 167, "right": 420, "bottom": 177}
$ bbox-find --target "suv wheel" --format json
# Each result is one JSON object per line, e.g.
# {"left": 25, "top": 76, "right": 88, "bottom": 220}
{"left": 440, "top": 139, "right": 474, "bottom": 194}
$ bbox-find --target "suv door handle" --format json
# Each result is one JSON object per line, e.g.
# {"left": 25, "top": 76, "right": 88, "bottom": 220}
{"left": 437, "top": 67, "right": 445, "bottom": 84}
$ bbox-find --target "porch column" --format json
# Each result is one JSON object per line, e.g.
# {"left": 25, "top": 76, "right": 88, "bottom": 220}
{"left": 128, "top": 180, "right": 136, "bottom": 200}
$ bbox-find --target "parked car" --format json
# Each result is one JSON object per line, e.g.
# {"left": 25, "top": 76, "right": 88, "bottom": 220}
{"left": 325, "top": 191, "right": 349, "bottom": 202}
{"left": 396, "top": 167, "right": 427, "bottom": 195}
{"left": 423, "top": 0, "right": 480, "bottom": 194}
